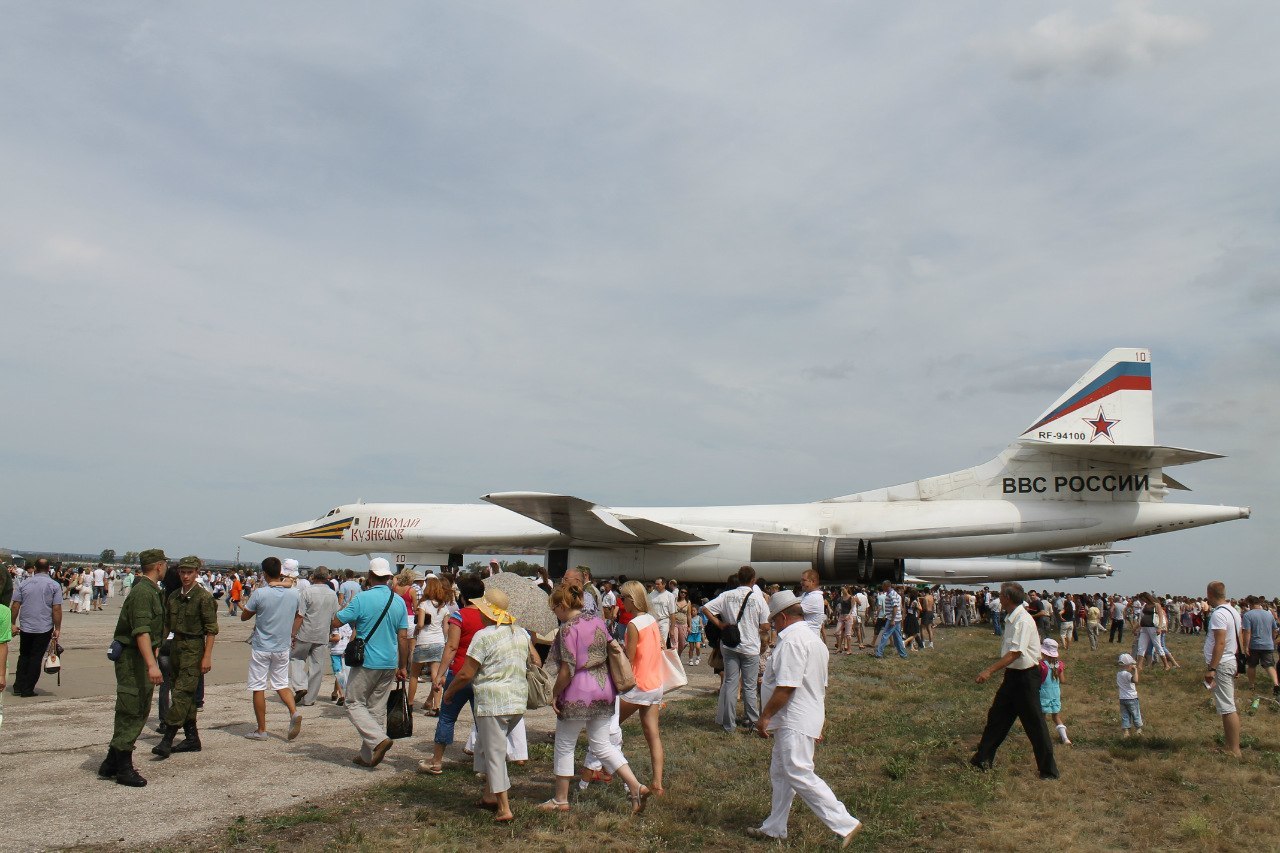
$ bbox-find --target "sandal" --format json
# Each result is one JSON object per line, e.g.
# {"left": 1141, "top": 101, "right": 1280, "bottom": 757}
{"left": 629, "top": 785, "right": 651, "bottom": 815}
{"left": 536, "top": 798, "right": 571, "bottom": 812}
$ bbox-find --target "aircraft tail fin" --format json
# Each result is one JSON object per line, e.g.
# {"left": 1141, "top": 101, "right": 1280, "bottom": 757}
{"left": 1021, "top": 347, "right": 1153, "bottom": 446}
{"left": 1024, "top": 345, "right": 1157, "bottom": 445}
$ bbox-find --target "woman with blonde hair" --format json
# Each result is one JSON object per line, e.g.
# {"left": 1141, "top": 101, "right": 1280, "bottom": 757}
{"left": 412, "top": 575, "right": 454, "bottom": 714}
{"left": 616, "top": 580, "right": 667, "bottom": 795}
{"left": 541, "top": 584, "right": 650, "bottom": 813}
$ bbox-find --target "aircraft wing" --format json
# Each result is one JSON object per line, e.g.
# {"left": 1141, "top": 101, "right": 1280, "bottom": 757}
{"left": 1013, "top": 440, "right": 1222, "bottom": 468}
{"left": 482, "top": 492, "right": 704, "bottom": 544}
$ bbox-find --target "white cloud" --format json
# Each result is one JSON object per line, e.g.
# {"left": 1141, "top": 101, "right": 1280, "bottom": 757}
{"left": 987, "top": 2, "right": 1207, "bottom": 81}
{"left": 0, "top": 3, "right": 1273, "bottom": 595}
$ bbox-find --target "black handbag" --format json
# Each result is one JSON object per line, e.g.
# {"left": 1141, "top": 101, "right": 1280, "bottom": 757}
{"left": 386, "top": 678, "right": 413, "bottom": 739}
{"left": 344, "top": 587, "right": 397, "bottom": 668}
{"left": 719, "top": 590, "right": 756, "bottom": 649}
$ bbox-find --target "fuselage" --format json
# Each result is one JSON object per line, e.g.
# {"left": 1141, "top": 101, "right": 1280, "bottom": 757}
{"left": 245, "top": 498, "right": 1248, "bottom": 583}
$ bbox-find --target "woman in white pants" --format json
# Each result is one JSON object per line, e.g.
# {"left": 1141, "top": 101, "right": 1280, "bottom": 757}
{"left": 541, "top": 584, "right": 649, "bottom": 813}
{"left": 79, "top": 575, "right": 93, "bottom": 613}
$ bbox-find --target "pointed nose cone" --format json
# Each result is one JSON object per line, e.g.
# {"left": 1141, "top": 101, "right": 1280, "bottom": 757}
{"left": 243, "top": 520, "right": 309, "bottom": 547}
{"left": 244, "top": 526, "right": 284, "bottom": 546}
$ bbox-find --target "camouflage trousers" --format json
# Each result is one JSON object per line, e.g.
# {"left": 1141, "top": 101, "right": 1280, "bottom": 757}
{"left": 163, "top": 637, "right": 205, "bottom": 727}
{"left": 111, "top": 647, "right": 157, "bottom": 751}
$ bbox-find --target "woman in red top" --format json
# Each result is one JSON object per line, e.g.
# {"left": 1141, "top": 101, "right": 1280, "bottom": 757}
{"left": 420, "top": 576, "right": 487, "bottom": 774}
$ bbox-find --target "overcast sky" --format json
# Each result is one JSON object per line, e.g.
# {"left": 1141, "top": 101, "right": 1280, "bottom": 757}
{"left": 3, "top": 2, "right": 1274, "bottom": 595}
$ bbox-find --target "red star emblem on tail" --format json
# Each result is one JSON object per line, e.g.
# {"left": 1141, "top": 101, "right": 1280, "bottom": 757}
{"left": 1083, "top": 407, "right": 1119, "bottom": 443}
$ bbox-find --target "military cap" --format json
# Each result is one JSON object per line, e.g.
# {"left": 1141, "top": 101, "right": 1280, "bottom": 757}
{"left": 139, "top": 548, "right": 168, "bottom": 567}
{"left": 177, "top": 555, "right": 203, "bottom": 570}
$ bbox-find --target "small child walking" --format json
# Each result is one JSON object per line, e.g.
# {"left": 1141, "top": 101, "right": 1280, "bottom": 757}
{"left": 1038, "top": 639, "right": 1070, "bottom": 744}
{"left": 686, "top": 609, "right": 705, "bottom": 665}
{"left": 1117, "top": 652, "right": 1142, "bottom": 737}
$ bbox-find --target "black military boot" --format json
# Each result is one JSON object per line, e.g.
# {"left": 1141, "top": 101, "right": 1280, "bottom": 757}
{"left": 97, "top": 746, "right": 120, "bottom": 779}
{"left": 115, "top": 750, "right": 147, "bottom": 787}
{"left": 171, "top": 721, "right": 202, "bottom": 753}
{"left": 152, "top": 726, "right": 177, "bottom": 759}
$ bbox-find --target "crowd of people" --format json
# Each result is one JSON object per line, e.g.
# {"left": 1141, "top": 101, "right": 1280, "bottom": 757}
{"left": 3, "top": 555, "right": 1276, "bottom": 844}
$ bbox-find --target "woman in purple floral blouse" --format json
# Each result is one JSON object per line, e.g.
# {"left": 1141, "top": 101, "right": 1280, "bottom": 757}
{"left": 540, "top": 584, "right": 650, "bottom": 813}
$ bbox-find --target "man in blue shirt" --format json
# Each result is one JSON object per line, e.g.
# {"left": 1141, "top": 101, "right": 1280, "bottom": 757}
{"left": 1241, "top": 596, "right": 1279, "bottom": 698}
{"left": 10, "top": 558, "right": 63, "bottom": 697}
{"left": 339, "top": 570, "right": 363, "bottom": 608}
{"left": 241, "top": 557, "right": 303, "bottom": 741}
{"left": 334, "top": 557, "right": 411, "bottom": 768}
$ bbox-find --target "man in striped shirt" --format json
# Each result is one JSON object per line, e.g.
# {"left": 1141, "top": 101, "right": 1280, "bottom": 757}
{"left": 873, "top": 581, "right": 908, "bottom": 659}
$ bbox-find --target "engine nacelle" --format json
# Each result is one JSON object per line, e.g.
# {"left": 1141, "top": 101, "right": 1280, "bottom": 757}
{"left": 550, "top": 533, "right": 903, "bottom": 585}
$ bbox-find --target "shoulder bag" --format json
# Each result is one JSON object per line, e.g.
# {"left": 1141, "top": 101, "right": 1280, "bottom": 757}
{"left": 719, "top": 590, "right": 756, "bottom": 649}
{"left": 606, "top": 639, "right": 636, "bottom": 693}
{"left": 344, "top": 587, "right": 397, "bottom": 668}
{"left": 527, "top": 650, "right": 554, "bottom": 710}
{"left": 660, "top": 647, "right": 688, "bottom": 693}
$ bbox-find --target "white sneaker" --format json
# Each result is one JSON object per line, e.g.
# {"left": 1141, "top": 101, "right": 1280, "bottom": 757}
{"left": 288, "top": 713, "right": 303, "bottom": 741}
{"left": 244, "top": 730, "right": 269, "bottom": 741}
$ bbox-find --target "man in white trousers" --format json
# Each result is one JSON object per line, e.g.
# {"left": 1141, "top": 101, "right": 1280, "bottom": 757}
{"left": 748, "top": 590, "right": 862, "bottom": 847}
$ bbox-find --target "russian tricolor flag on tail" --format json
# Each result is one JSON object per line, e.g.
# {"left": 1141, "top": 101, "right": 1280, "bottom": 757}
{"left": 1022, "top": 348, "right": 1154, "bottom": 445}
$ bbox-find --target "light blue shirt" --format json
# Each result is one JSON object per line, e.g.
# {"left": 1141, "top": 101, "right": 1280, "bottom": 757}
{"left": 1242, "top": 608, "right": 1278, "bottom": 651}
{"left": 336, "top": 585, "right": 411, "bottom": 670}
{"left": 246, "top": 585, "right": 300, "bottom": 653}
{"left": 13, "top": 573, "right": 63, "bottom": 633}
{"left": 339, "top": 579, "right": 362, "bottom": 607}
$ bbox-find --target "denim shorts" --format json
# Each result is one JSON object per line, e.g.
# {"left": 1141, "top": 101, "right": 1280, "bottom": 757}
{"left": 412, "top": 643, "right": 444, "bottom": 664}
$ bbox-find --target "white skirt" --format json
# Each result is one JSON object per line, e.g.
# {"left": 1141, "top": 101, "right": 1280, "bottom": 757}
{"left": 619, "top": 685, "right": 663, "bottom": 706}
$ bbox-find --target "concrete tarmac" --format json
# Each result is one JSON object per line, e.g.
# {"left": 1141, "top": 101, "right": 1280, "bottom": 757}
{"left": 1, "top": 595, "right": 718, "bottom": 851}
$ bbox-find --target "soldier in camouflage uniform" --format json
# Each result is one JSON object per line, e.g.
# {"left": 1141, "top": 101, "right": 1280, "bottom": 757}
{"left": 153, "top": 555, "right": 218, "bottom": 758}
{"left": 99, "top": 549, "right": 166, "bottom": 787}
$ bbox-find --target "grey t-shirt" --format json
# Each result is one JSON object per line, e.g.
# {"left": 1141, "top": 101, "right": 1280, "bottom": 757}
{"left": 296, "top": 584, "right": 341, "bottom": 644}
{"left": 1241, "top": 608, "right": 1277, "bottom": 650}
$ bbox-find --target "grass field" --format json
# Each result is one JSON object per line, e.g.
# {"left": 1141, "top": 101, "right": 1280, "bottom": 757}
{"left": 172, "top": 627, "right": 1280, "bottom": 852}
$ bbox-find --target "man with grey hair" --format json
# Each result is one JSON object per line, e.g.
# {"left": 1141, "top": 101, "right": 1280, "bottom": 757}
{"left": 291, "top": 567, "right": 340, "bottom": 706}
{"left": 746, "top": 590, "right": 862, "bottom": 846}
{"left": 970, "top": 581, "right": 1059, "bottom": 779}
{"left": 561, "top": 566, "right": 599, "bottom": 615}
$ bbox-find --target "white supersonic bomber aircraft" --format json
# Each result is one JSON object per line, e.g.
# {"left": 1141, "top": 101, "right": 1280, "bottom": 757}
{"left": 245, "top": 348, "right": 1249, "bottom": 585}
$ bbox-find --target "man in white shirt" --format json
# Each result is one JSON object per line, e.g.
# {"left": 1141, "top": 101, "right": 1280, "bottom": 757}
{"left": 970, "top": 582, "right": 1059, "bottom": 779}
{"left": 92, "top": 564, "right": 107, "bottom": 611}
{"left": 1203, "top": 580, "right": 1242, "bottom": 758}
{"left": 703, "top": 566, "right": 770, "bottom": 734}
{"left": 647, "top": 578, "right": 676, "bottom": 648}
{"left": 799, "top": 570, "right": 826, "bottom": 639}
{"left": 746, "top": 590, "right": 861, "bottom": 846}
